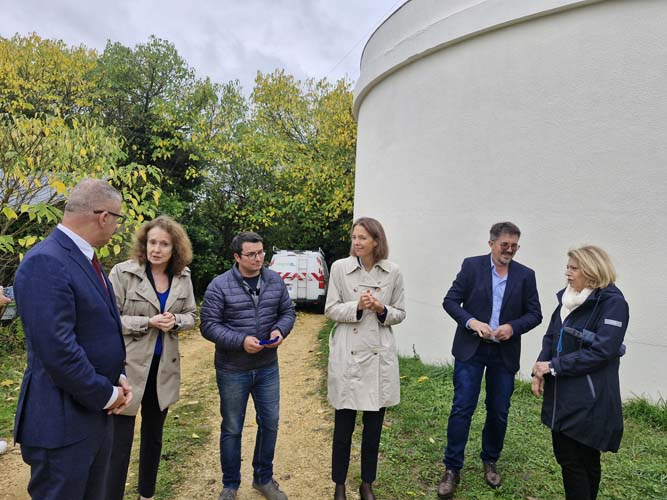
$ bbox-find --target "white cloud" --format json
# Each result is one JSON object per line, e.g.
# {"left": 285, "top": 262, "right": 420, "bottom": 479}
{"left": 0, "top": 0, "right": 405, "bottom": 92}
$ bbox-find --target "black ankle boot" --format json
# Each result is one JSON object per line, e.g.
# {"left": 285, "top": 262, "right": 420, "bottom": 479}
{"left": 359, "top": 482, "right": 376, "bottom": 500}
{"left": 334, "top": 483, "right": 347, "bottom": 500}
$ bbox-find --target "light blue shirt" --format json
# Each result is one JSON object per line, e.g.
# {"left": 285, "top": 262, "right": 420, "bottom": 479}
{"left": 489, "top": 255, "right": 508, "bottom": 331}
{"left": 465, "top": 255, "right": 509, "bottom": 338}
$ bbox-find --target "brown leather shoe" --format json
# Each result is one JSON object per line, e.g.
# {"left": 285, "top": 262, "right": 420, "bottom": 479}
{"left": 437, "top": 469, "right": 460, "bottom": 499}
{"left": 483, "top": 461, "right": 501, "bottom": 488}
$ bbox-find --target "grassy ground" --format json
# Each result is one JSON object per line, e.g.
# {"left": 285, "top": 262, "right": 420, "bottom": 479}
{"left": 0, "top": 324, "right": 213, "bottom": 500}
{"left": 317, "top": 322, "right": 667, "bottom": 500}
{"left": 0, "top": 352, "right": 23, "bottom": 441}
{"left": 144, "top": 373, "right": 214, "bottom": 499}
{"left": 3, "top": 321, "right": 666, "bottom": 499}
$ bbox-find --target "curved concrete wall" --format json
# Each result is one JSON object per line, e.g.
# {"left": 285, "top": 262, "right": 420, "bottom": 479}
{"left": 353, "top": 0, "right": 667, "bottom": 400}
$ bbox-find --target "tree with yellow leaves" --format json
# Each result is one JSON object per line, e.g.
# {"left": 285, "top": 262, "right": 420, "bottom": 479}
{"left": 0, "top": 34, "right": 161, "bottom": 284}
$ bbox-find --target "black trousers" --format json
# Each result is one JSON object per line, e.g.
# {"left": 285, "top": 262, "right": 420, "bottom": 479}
{"left": 552, "top": 431, "right": 602, "bottom": 500}
{"left": 108, "top": 355, "right": 169, "bottom": 500}
{"left": 332, "top": 408, "right": 386, "bottom": 485}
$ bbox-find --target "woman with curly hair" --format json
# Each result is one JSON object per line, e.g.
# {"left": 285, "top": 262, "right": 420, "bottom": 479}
{"left": 108, "top": 215, "right": 197, "bottom": 500}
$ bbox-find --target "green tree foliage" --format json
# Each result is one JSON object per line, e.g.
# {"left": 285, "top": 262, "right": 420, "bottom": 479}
{"left": 186, "top": 71, "right": 356, "bottom": 293}
{"left": 0, "top": 34, "right": 358, "bottom": 297}
{"left": 0, "top": 35, "right": 161, "bottom": 284}
{"left": 184, "top": 80, "right": 265, "bottom": 292}
{"left": 0, "top": 33, "right": 99, "bottom": 118}
{"left": 248, "top": 70, "right": 356, "bottom": 259}
{"left": 95, "top": 36, "right": 205, "bottom": 204}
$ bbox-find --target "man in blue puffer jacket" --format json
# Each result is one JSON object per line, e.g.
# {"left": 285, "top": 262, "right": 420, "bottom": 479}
{"left": 201, "top": 232, "right": 295, "bottom": 500}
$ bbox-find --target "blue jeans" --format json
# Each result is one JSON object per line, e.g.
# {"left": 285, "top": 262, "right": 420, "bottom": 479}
{"left": 444, "top": 343, "right": 515, "bottom": 471}
{"left": 216, "top": 363, "right": 280, "bottom": 489}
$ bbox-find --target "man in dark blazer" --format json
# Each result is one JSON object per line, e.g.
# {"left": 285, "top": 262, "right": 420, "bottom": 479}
{"left": 437, "top": 222, "right": 542, "bottom": 499}
{"left": 14, "top": 178, "right": 132, "bottom": 500}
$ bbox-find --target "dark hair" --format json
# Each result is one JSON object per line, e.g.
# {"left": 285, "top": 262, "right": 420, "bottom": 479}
{"left": 132, "top": 215, "right": 193, "bottom": 275}
{"left": 231, "top": 232, "right": 263, "bottom": 255}
{"left": 349, "top": 217, "right": 389, "bottom": 262}
{"left": 490, "top": 221, "right": 521, "bottom": 240}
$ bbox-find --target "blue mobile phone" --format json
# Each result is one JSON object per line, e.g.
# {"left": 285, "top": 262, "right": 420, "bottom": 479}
{"left": 259, "top": 336, "right": 280, "bottom": 345}
{"left": 3, "top": 286, "right": 13, "bottom": 300}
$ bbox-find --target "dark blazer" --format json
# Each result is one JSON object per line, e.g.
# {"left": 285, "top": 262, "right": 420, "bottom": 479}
{"left": 13, "top": 228, "right": 125, "bottom": 449}
{"left": 443, "top": 253, "right": 542, "bottom": 373}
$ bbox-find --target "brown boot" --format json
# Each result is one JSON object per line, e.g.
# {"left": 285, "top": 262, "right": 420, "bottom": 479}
{"left": 483, "top": 461, "right": 501, "bottom": 488}
{"left": 437, "top": 469, "right": 460, "bottom": 499}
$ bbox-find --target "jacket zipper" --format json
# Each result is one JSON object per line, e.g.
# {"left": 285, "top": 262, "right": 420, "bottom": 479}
{"left": 551, "top": 318, "right": 568, "bottom": 428}
{"left": 241, "top": 273, "right": 262, "bottom": 337}
{"left": 551, "top": 295, "right": 602, "bottom": 428}
{"left": 586, "top": 374, "right": 596, "bottom": 398}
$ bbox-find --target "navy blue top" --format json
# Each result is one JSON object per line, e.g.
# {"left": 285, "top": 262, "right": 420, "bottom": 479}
{"left": 154, "top": 289, "right": 170, "bottom": 356}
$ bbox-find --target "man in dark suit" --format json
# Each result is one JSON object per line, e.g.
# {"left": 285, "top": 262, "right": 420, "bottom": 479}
{"left": 14, "top": 178, "right": 132, "bottom": 500}
{"left": 437, "top": 222, "right": 542, "bottom": 499}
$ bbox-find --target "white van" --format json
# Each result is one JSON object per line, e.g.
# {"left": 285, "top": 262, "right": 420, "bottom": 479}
{"left": 269, "top": 249, "right": 329, "bottom": 309}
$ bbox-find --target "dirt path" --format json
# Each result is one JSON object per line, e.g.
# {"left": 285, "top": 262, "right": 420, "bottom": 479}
{"left": 0, "top": 312, "right": 333, "bottom": 500}
{"left": 0, "top": 427, "right": 27, "bottom": 499}
{"left": 174, "top": 311, "right": 332, "bottom": 500}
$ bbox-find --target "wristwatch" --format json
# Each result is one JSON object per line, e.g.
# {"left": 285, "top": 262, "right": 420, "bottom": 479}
{"left": 549, "top": 362, "right": 557, "bottom": 376}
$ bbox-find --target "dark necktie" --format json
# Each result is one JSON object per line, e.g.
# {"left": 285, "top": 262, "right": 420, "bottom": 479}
{"left": 91, "top": 254, "right": 108, "bottom": 290}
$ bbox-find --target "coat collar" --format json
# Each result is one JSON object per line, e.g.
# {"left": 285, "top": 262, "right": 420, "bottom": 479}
{"left": 343, "top": 256, "right": 391, "bottom": 274}
{"left": 116, "top": 259, "right": 192, "bottom": 313}
{"left": 231, "top": 263, "right": 267, "bottom": 282}
{"left": 120, "top": 259, "right": 191, "bottom": 279}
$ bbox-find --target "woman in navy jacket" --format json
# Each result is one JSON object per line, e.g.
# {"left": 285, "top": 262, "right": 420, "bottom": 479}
{"left": 531, "top": 245, "right": 629, "bottom": 500}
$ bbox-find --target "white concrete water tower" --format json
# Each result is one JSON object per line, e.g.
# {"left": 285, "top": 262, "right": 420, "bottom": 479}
{"left": 353, "top": 0, "right": 667, "bottom": 400}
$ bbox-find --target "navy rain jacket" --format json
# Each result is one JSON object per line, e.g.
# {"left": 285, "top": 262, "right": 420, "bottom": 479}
{"left": 537, "top": 284, "right": 629, "bottom": 452}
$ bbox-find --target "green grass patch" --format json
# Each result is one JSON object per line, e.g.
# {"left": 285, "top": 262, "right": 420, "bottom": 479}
{"left": 317, "top": 320, "right": 667, "bottom": 499}
{"left": 0, "top": 319, "right": 25, "bottom": 357}
{"left": 0, "top": 351, "right": 24, "bottom": 440}
{"left": 123, "top": 333, "right": 216, "bottom": 499}
{"left": 0, "top": 326, "right": 214, "bottom": 500}
{"left": 149, "top": 378, "right": 215, "bottom": 499}
{"left": 623, "top": 396, "right": 667, "bottom": 432}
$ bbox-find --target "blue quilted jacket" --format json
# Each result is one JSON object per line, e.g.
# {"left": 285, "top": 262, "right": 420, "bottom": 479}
{"left": 200, "top": 264, "right": 295, "bottom": 371}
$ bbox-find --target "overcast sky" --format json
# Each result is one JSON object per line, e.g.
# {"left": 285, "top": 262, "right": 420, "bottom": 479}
{"left": 0, "top": 0, "right": 405, "bottom": 92}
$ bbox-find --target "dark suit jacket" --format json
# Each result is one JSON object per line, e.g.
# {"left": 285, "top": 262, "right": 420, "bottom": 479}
{"left": 13, "top": 228, "right": 125, "bottom": 449}
{"left": 443, "top": 254, "right": 542, "bottom": 373}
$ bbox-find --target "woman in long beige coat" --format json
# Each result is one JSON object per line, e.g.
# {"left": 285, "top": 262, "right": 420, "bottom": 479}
{"left": 325, "top": 217, "right": 406, "bottom": 500}
{"left": 107, "top": 216, "right": 197, "bottom": 500}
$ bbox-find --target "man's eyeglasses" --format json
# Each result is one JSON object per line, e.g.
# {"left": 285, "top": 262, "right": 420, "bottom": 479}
{"left": 93, "top": 210, "right": 125, "bottom": 224}
{"left": 497, "top": 242, "right": 520, "bottom": 251}
{"left": 240, "top": 250, "right": 266, "bottom": 260}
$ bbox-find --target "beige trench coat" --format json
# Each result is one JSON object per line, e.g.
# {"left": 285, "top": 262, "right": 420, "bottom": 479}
{"left": 108, "top": 259, "right": 197, "bottom": 415}
{"left": 325, "top": 256, "right": 406, "bottom": 411}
